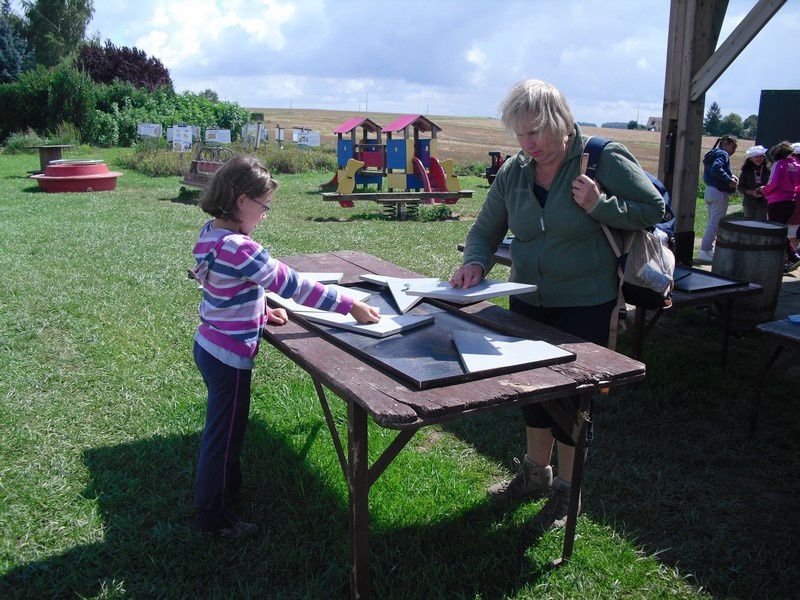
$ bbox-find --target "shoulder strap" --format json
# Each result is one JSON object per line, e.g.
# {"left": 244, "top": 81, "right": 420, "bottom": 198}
{"left": 583, "top": 136, "right": 610, "bottom": 180}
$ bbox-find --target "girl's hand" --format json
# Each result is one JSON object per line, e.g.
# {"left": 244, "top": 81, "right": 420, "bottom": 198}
{"left": 350, "top": 301, "right": 381, "bottom": 324}
{"left": 450, "top": 263, "right": 483, "bottom": 289}
{"left": 572, "top": 174, "right": 601, "bottom": 210}
{"left": 267, "top": 308, "right": 288, "bottom": 326}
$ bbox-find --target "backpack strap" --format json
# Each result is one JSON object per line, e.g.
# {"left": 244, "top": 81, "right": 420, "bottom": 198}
{"left": 583, "top": 135, "right": 626, "bottom": 350}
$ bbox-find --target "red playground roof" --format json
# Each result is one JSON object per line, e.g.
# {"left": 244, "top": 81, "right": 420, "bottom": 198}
{"left": 382, "top": 115, "right": 441, "bottom": 133}
{"left": 333, "top": 118, "right": 383, "bottom": 134}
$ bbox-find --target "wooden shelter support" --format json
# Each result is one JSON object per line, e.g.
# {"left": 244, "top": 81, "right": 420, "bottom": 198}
{"left": 659, "top": 0, "right": 787, "bottom": 264}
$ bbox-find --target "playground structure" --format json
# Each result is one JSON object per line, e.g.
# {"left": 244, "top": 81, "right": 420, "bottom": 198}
{"left": 322, "top": 115, "right": 472, "bottom": 219}
{"left": 181, "top": 145, "right": 234, "bottom": 190}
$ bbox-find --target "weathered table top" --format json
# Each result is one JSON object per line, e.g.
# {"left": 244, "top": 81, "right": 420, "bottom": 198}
{"left": 263, "top": 251, "right": 646, "bottom": 429}
{"left": 757, "top": 319, "right": 800, "bottom": 344}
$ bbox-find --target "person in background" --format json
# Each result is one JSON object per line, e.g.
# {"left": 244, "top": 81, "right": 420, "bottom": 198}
{"left": 760, "top": 141, "right": 800, "bottom": 272}
{"left": 738, "top": 145, "right": 770, "bottom": 221}
{"left": 792, "top": 142, "right": 800, "bottom": 160}
{"left": 698, "top": 135, "right": 738, "bottom": 262}
{"left": 190, "top": 155, "right": 380, "bottom": 539}
{"left": 451, "top": 79, "right": 663, "bottom": 531}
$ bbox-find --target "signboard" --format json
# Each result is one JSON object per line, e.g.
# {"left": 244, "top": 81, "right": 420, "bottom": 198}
{"left": 205, "top": 128, "right": 231, "bottom": 144}
{"left": 172, "top": 125, "right": 193, "bottom": 152}
{"left": 137, "top": 123, "right": 162, "bottom": 138}
{"left": 294, "top": 129, "right": 321, "bottom": 147}
{"left": 275, "top": 126, "right": 285, "bottom": 142}
{"left": 242, "top": 123, "right": 268, "bottom": 142}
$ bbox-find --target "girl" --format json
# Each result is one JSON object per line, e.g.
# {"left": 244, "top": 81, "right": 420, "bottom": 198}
{"left": 737, "top": 145, "right": 770, "bottom": 221}
{"left": 699, "top": 135, "right": 738, "bottom": 262}
{"left": 190, "top": 155, "right": 380, "bottom": 539}
{"left": 760, "top": 141, "right": 800, "bottom": 271}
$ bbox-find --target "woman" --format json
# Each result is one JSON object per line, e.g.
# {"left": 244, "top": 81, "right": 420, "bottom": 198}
{"left": 760, "top": 140, "right": 800, "bottom": 271}
{"left": 698, "top": 135, "right": 738, "bottom": 262}
{"left": 738, "top": 145, "right": 770, "bottom": 221}
{"left": 451, "top": 79, "right": 663, "bottom": 531}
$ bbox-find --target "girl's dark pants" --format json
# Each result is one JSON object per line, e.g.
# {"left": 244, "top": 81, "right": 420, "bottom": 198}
{"left": 509, "top": 296, "right": 617, "bottom": 447}
{"left": 193, "top": 342, "right": 252, "bottom": 530}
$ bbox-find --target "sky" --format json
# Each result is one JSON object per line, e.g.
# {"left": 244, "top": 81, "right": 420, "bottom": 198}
{"left": 29, "top": 0, "right": 800, "bottom": 124}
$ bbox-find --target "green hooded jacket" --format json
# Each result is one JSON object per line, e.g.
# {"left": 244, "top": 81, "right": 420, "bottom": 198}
{"left": 463, "top": 125, "right": 665, "bottom": 307}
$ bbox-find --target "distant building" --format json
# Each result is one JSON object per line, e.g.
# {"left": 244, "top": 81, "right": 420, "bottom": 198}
{"left": 646, "top": 117, "right": 662, "bottom": 131}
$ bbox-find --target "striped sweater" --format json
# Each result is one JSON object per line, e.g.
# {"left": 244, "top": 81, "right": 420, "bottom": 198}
{"left": 192, "top": 220, "right": 354, "bottom": 369}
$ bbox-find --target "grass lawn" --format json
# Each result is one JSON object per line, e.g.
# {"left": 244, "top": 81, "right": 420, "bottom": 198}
{"left": 0, "top": 148, "right": 797, "bottom": 599}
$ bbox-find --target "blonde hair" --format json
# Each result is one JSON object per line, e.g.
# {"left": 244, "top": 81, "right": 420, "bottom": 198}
{"left": 499, "top": 79, "right": 575, "bottom": 140}
{"left": 200, "top": 155, "right": 278, "bottom": 221}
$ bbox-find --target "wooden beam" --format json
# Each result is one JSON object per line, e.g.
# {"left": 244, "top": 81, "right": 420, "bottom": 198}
{"left": 690, "top": 0, "right": 787, "bottom": 101}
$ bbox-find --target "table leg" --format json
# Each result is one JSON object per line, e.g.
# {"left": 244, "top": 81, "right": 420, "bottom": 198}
{"left": 348, "top": 401, "right": 370, "bottom": 599}
{"left": 632, "top": 307, "right": 647, "bottom": 359}
{"left": 750, "top": 343, "right": 783, "bottom": 437}
{"left": 553, "top": 392, "right": 590, "bottom": 567}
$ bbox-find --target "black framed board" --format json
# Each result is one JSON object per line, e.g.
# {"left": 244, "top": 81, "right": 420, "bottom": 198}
{"left": 268, "top": 284, "right": 576, "bottom": 389}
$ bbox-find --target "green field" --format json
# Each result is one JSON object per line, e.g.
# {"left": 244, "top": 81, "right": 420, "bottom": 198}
{"left": 0, "top": 148, "right": 796, "bottom": 599}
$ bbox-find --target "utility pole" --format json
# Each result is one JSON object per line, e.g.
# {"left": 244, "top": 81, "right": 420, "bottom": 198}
{"left": 365, "top": 93, "right": 368, "bottom": 113}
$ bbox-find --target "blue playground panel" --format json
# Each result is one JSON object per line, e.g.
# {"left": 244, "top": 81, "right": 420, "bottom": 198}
{"left": 416, "top": 140, "right": 431, "bottom": 168}
{"left": 355, "top": 172, "right": 383, "bottom": 189}
{"left": 386, "top": 139, "right": 407, "bottom": 169}
{"left": 338, "top": 140, "right": 354, "bottom": 167}
{"left": 406, "top": 174, "right": 423, "bottom": 190}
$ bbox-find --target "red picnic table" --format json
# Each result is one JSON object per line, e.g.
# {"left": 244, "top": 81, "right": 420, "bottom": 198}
{"left": 262, "top": 251, "right": 645, "bottom": 599}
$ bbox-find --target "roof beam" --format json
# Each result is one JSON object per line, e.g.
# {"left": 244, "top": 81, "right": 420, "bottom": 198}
{"left": 690, "top": 0, "right": 787, "bottom": 101}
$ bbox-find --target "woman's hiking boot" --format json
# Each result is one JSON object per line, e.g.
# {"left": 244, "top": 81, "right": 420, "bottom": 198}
{"left": 487, "top": 455, "right": 552, "bottom": 500}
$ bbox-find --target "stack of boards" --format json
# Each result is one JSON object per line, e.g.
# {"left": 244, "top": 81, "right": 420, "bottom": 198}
{"left": 269, "top": 272, "right": 571, "bottom": 375}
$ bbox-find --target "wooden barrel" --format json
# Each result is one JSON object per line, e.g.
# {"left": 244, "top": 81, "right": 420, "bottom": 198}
{"left": 712, "top": 219, "right": 787, "bottom": 327}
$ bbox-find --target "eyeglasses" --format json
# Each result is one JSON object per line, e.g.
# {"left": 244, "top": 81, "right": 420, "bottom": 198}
{"left": 248, "top": 196, "right": 270, "bottom": 213}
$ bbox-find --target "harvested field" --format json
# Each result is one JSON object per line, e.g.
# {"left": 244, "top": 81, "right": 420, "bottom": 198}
{"left": 249, "top": 107, "right": 753, "bottom": 175}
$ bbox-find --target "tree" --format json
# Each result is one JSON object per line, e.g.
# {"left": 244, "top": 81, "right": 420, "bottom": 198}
{"left": 200, "top": 89, "right": 219, "bottom": 103}
{"left": 627, "top": 120, "right": 640, "bottom": 130}
{"left": 703, "top": 101, "right": 722, "bottom": 136}
{"left": 0, "top": 5, "right": 34, "bottom": 82}
{"left": 743, "top": 114, "right": 758, "bottom": 140}
{"left": 22, "top": 0, "right": 94, "bottom": 67}
{"left": 720, "top": 112, "right": 744, "bottom": 138}
{"left": 76, "top": 40, "right": 172, "bottom": 91}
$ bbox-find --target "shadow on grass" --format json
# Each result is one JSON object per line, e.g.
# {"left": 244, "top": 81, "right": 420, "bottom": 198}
{"left": 0, "top": 421, "right": 553, "bottom": 598}
{"left": 20, "top": 185, "right": 43, "bottom": 193}
{"left": 442, "top": 311, "right": 800, "bottom": 599}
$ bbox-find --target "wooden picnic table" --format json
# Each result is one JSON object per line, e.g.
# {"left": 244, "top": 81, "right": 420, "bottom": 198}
{"left": 26, "top": 144, "right": 74, "bottom": 173}
{"left": 751, "top": 319, "right": 800, "bottom": 434}
{"left": 262, "top": 250, "right": 645, "bottom": 599}
{"left": 457, "top": 244, "right": 762, "bottom": 365}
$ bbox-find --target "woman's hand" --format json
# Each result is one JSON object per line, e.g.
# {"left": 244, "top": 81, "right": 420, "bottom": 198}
{"left": 350, "top": 301, "right": 381, "bottom": 324}
{"left": 267, "top": 307, "right": 288, "bottom": 326}
{"left": 449, "top": 263, "right": 483, "bottom": 289}
{"left": 571, "top": 174, "right": 601, "bottom": 210}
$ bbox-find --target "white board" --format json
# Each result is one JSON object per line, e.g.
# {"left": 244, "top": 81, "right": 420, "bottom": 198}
{"left": 172, "top": 125, "right": 193, "bottom": 152}
{"left": 359, "top": 274, "right": 440, "bottom": 314}
{"left": 137, "top": 123, "right": 162, "bottom": 138}
{"left": 266, "top": 286, "right": 371, "bottom": 313}
{"left": 300, "top": 312, "right": 434, "bottom": 338}
{"left": 205, "top": 128, "right": 231, "bottom": 144}
{"left": 297, "top": 272, "right": 343, "bottom": 284}
{"left": 452, "top": 330, "right": 573, "bottom": 374}
{"left": 403, "top": 279, "right": 536, "bottom": 304}
{"left": 296, "top": 130, "right": 321, "bottom": 147}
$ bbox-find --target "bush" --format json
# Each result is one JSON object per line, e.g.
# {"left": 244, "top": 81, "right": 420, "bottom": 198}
{"left": 418, "top": 204, "right": 453, "bottom": 221}
{"left": 2, "top": 128, "right": 47, "bottom": 153}
{"left": 251, "top": 142, "right": 337, "bottom": 174}
{"left": 83, "top": 109, "right": 119, "bottom": 147}
{"left": 48, "top": 122, "right": 82, "bottom": 145}
{"left": 117, "top": 140, "right": 182, "bottom": 177}
{"left": 46, "top": 64, "right": 96, "bottom": 132}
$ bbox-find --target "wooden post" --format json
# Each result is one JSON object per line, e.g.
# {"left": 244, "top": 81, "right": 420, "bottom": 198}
{"left": 659, "top": 0, "right": 728, "bottom": 265}
{"left": 347, "top": 401, "right": 370, "bottom": 599}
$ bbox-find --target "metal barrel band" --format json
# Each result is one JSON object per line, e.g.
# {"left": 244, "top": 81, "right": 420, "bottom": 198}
{"left": 715, "top": 240, "right": 786, "bottom": 251}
